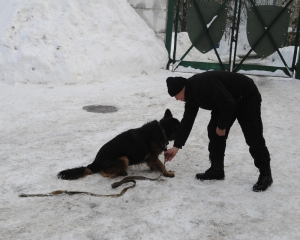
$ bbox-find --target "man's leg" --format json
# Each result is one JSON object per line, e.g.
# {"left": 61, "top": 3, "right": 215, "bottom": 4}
{"left": 196, "top": 110, "right": 236, "bottom": 180}
{"left": 237, "top": 96, "right": 272, "bottom": 191}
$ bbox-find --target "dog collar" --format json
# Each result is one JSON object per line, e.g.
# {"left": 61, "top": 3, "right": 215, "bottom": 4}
{"left": 158, "top": 122, "right": 169, "bottom": 150}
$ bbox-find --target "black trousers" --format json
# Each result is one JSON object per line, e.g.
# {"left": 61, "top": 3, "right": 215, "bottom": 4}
{"left": 207, "top": 94, "right": 271, "bottom": 171}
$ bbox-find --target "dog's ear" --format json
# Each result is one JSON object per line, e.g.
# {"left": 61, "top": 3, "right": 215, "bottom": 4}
{"left": 164, "top": 109, "right": 173, "bottom": 118}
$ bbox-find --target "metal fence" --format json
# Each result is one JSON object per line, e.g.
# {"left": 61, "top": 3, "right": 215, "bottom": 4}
{"left": 128, "top": 0, "right": 300, "bottom": 78}
{"left": 165, "top": 0, "right": 300, "bottom": 78}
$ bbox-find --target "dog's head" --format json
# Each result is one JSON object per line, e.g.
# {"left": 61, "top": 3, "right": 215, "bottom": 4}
{"left": 159, "top": 109, "right": 180, "bottom": 142}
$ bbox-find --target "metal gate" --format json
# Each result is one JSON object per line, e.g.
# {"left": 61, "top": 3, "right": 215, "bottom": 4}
{"left": 165, "top": 0, "right": 300, "bottom": 78}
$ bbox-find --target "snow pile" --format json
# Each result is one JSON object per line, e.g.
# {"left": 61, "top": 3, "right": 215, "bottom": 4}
{"left": 0, "top": 0, "right": 168, "bottom": 84}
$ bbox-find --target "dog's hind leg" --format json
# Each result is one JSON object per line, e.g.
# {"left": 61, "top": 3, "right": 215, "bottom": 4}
{"left": 100, "top": 157, "right": 129, "bottom": 178}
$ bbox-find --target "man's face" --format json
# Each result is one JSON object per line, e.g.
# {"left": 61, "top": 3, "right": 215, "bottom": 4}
{"left": 175, "top": 87, "right": 185, "bottom": 102}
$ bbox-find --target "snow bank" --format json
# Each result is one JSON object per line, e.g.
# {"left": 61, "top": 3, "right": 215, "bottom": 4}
{"left": 0, "top": 0, "right": 168, "bottom": 84}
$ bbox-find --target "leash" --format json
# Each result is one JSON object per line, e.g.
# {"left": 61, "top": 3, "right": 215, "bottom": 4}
{"left": 19, "top": 159, "right": 167, "bottom": 198}
{"left": 20, "top": 123, "right": 170, "bottom": 198}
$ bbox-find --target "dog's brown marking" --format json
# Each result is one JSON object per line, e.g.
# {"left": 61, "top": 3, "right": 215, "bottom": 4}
{"left": 100, "top": 157, "right": 129, "bottom": 178}
{"left": 100, "top": 171, "right": 117, "bottom": 178}
{"left": 85, "top": 168, "right": 93, "bottom": 175}
{"left": 119, "top": 156, "right": 129, "bottom": 166}
{"left": 69, "top": 168, "right": 93, "bottom": 179}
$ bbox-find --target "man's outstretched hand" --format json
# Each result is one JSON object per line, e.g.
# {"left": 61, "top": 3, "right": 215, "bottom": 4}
{"left": 164, "top": 147, "right": 179, "bottom": 161}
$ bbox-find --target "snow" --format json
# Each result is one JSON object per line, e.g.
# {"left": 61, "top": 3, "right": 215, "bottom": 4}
{"left": 206, "top": 15, "right": 218, "bottom": 29}
{"left": 1, "top": 0, "right": 300, "bottom": 239}
{"left": 171, "top": 32, "right": 222, "bottom": 63}
{"left": 0, "top": 0, "right": 167, "bottom": 84}
{"left": 1, "top": 70, "right": 300, "bottom": 239}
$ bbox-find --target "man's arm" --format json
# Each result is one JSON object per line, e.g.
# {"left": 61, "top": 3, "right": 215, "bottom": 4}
{"left": 208, "top": 79, "right": 236, "bottom": 130}
{"left": 165, "top": 102, "right": 199, "bottom": 162}
{"left": 173, "top": 101, "right": 199, "bottom": 149}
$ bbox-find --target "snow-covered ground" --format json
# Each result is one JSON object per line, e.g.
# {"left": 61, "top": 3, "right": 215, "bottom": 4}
{"left": 1, "top": 71, "right": 300, "bottom": 239}
{"left": 1, "top": 0, "right": 300, "bottom": 239}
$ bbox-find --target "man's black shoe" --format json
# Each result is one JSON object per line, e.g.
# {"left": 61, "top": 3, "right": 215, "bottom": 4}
{"left": 253, "top": 175, "right": 273, "bottom": 192}
{"left": 195, "top": 167, "right": 225, "bottom": 181}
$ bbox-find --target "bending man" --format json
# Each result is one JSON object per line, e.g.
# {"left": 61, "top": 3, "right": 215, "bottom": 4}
{"left": 165, "top": 71, "right": 273, "bottom": 192}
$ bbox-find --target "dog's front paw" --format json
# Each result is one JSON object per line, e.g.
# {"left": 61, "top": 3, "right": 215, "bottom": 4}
{"left": 163, "top": 171, "right": 175, "bottom": 178}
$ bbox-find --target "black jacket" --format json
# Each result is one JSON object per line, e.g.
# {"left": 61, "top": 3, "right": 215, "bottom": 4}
{"left": 174, "top": 71, "right": 261, "bottom": 149}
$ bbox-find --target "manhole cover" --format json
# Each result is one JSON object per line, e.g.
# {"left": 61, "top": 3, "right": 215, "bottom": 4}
{"left": 83, "top": 105, "right": 118, "bottom": 113}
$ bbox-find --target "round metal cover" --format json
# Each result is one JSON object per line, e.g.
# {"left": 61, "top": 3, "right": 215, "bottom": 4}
{"left": 83, "top": 105, "right": 118, "bottom": 113}
{"left": 247, "top": 5, "right": 290, "bottom": 58}
{"left": 187, "top": 1, "right": 227, "bottom": 54}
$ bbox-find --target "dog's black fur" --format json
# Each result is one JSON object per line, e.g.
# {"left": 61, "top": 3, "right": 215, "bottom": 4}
{"left": 57, "top": 109, "right": 180, "bottom": 180}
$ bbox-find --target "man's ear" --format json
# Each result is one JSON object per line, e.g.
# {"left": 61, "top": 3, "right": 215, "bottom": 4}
{"left": 164, "top": 109, "right": 173, "bottom": 118}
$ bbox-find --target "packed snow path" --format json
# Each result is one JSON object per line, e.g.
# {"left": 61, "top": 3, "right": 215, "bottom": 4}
{"left": 1, "top": 70, "right": 300, "bottom": 239}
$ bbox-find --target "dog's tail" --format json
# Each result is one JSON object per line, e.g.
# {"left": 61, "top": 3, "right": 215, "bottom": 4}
{"left": 57, "top": 167, "right": 93, "bottom": 180}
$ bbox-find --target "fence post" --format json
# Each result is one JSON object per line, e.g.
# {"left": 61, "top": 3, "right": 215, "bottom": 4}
{"left": 165, "top": 0, "right": 175, "bottom": 70}
{"left": 294, "top": 8, "right": 300, "bottom": 79}
{"left": 295, "top": 51, "right": 300, "bottom": 79}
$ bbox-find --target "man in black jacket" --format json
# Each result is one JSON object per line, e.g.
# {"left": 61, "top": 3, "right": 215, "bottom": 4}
{"left": 165, "top": 71, "right": 273, "bottom": 192}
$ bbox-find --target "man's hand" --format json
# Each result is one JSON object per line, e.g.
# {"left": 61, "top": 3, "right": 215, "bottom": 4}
{"left": 216, "top": 127, "right": 226, "bottom": 136}
{"left": 164, "top": 147, "right": 179, "bottom": 162}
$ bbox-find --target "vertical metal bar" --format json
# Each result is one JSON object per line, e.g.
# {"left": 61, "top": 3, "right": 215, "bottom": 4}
{"left": 233, "top": 0, "right": 293, "bottom": 72}
{"left": 172, "top": 0, "right": 181, "bottom": 68}
{"left": 295, "top": 7, "right": 300, "bottom": 80}
{"left": 229, "top": 0, "right": 239, "bottom": 72}
{"left": 295, "top": 50, "right": 300, "bottom": 79}
{"left": 232, "top": 0, "right": 242, "bottom": 71}
{"left": 166, "top": 0, "right": 175, "bottom": 70}
{"left": 292, "top": 6, "right": 300, "bottom": 73}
